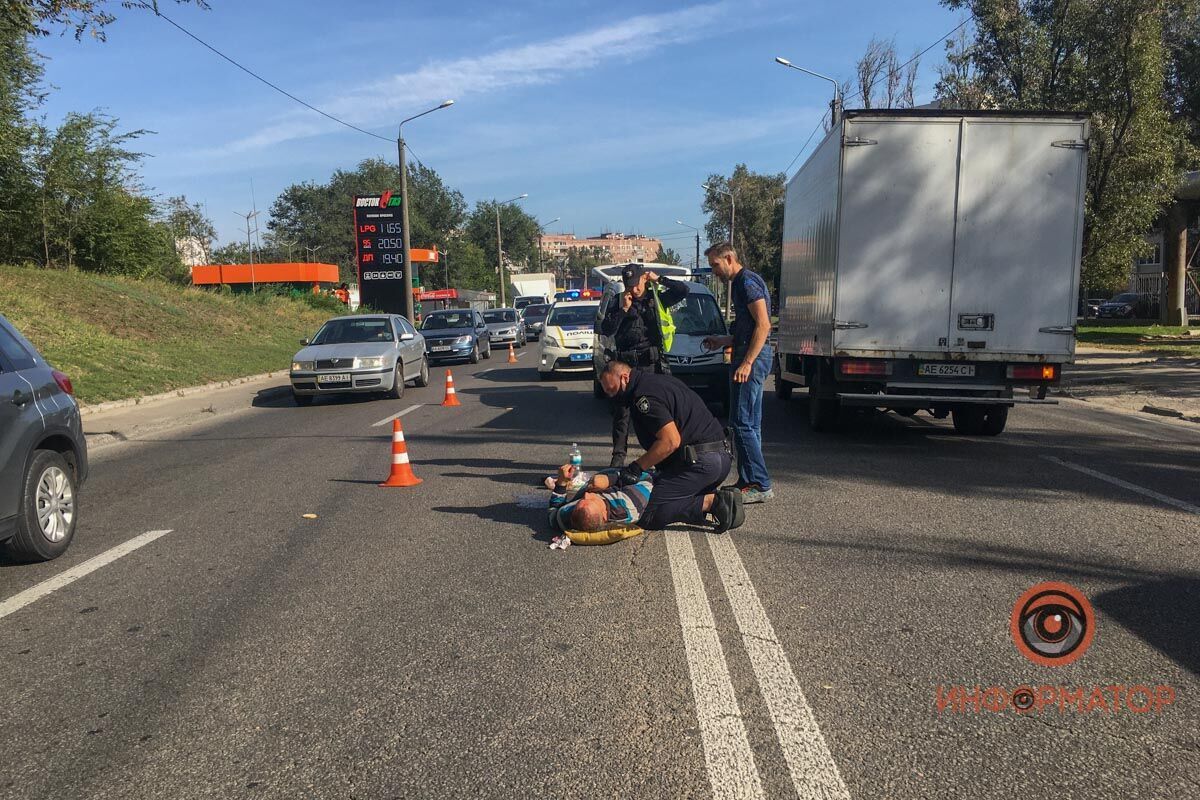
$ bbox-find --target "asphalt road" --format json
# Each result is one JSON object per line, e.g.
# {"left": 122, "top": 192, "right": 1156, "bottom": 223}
{"left": 2, "top": 352, "right": 1199, "bottom": 800}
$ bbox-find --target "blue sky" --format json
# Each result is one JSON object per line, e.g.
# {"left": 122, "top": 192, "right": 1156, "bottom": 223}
{"left": 33, "top": 0, "right": 962, "bottom": 251}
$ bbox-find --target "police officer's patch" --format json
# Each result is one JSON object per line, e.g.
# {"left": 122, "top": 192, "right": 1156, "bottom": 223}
{"left": 636, "top": 396, "right": 650, "bottom": 414}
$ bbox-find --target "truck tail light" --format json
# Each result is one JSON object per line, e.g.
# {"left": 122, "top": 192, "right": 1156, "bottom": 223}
{"left": 1008, "top": 364, "right": 1058, "bottom": 381}
{"left": 51, "top": 369, "right": 74, "bottom": 396}
{"left": 839, "top": 360, "right": 889, "bottom": 376}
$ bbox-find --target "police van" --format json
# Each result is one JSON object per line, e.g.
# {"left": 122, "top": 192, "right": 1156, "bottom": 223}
{"left": 590, "top": 264, "right": 730, "bottom": 412}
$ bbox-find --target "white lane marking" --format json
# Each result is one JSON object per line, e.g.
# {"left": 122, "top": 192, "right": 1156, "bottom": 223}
{"left": 1042, "top": 456, "right": 1200, "bottom": 515}
{"left": 0, "top": 530, "right": 172, "bottom": 621}
{"left": 665, "top": 531, "right": 765, "bottom": 800}
{"left": 371, "top": 404, "right": 422, "bottom": 427}
{"left": 708, "top": 534, "right": 851, "bottom": 800}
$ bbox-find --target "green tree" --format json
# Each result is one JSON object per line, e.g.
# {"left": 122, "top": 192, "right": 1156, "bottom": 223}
{"left": 438, "top": 239, "right": 493, "bottom": 293}
{"left": 656, "top": 246, "right": 682, "bottom": 265}
{"left": 4, "top": 0, "right": 209, "bottom": 40}
{"left": 266, "top": 158, "right": 466, "bottom": 283}
{"left": 937, "top": 0, "right": 1199, "bottom": 290}
{"left": 463, "top": 200, "right": 541, "bottom": 278}
{"left": 0, "top": 9, "right": 45, "bottom": 263}
{"left": 701, "top": 164, "right": 786, "bottom": 287}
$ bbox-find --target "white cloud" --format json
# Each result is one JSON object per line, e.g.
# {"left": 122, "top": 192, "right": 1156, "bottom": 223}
{"left": 200, "top": 2, "right": 733, "bottom": 157}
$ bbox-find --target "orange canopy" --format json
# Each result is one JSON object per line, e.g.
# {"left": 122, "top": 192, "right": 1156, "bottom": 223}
{"left": 191, "top": 262, "right": 340, "bottom": 286}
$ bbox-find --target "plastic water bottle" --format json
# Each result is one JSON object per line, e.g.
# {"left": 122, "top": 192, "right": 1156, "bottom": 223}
{"left": 567, "top": 443, "right": 588, "bottom": 492}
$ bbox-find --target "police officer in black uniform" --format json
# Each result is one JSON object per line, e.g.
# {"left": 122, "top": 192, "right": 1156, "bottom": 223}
{"left": 599, "top": 264, "right": 689, "bottom": 468}
{"left": 599, "top": 360, "right": 744, "bottom": 533}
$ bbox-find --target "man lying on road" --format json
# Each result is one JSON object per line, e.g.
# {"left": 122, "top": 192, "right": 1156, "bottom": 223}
{"left": 547, "top": 461, "right": 742, "bottom": 534}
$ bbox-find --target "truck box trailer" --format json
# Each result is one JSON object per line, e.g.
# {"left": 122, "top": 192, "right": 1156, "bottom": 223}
{"left": 774, "top": 110, "right": 1089, "bottom": 435}
{"left": 510, "top": 273, "right": 557, "bottom": 309}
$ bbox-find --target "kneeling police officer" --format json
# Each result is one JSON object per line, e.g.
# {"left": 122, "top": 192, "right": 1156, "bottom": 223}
{"left": 599, "top": 264, "right": 688, "bottom": 468}
{"left": 599, "top": 360, "right": 743, "bottom": 533}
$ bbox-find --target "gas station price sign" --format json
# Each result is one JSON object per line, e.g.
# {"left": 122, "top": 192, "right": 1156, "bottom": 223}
{"left": 354, "top": 191, "right": 415, "bottom": 314}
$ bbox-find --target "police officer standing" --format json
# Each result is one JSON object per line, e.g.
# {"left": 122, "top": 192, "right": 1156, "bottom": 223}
{"left": 599, "top": 360, "right": 744, "bottom": 533}
{"left": 599, "top": 264, "right": 688, "bottom": 468}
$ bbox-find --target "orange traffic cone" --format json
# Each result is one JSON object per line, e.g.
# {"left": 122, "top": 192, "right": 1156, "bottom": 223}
{"left": 441, "top": 369, "right": 461, "bottom": 407}
{"left": 380, "top": 418, "right": 422, "bottom": 487}
{"left": 507, "top": 343, "right": 517, "bottom": 364}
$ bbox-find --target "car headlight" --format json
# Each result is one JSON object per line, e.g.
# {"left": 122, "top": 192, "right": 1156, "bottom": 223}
{"left": 292, "top": 360, "right": 315, "bottom": 371}
{"left": 454, "top": 335, "right": 473, "bottom": 345}
{"left": 543, "top": 334, "right": 561, "bottom": 348}
{"left": 354, "top": 356, "right": 385, "bottom": 369}
{"left": 503, "top": 328, "right": 516, "bottom": 335}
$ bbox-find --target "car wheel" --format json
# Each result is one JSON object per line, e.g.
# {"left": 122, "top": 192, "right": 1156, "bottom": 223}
{"left": 293, "top": 392, "right": 313, "bottom": 407}
{"left": 387, "top": 362, "right": 405, "bottom": 399}
{"left": 5, "top": 450, "right": 77, "bottom": 562}
{"left": 483, "top": 341, "right": 492, "bottom": 359}
{"left": 414, "top": 357, "right": 430, "bottom": 387}
{"left": 469, "top": 344, "right": 480, "bottom": 364}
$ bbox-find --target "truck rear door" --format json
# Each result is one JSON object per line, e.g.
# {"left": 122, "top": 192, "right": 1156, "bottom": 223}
{"left": 835, "top": 117, "right": 960, "bottom": 353}
{"left": 947, "top": 119, "right": 1087, "bottom": 357}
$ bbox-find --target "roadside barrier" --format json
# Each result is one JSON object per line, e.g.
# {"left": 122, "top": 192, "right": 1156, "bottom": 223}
{"left": 379, "top": 418, "right": 422, "bottom": 487}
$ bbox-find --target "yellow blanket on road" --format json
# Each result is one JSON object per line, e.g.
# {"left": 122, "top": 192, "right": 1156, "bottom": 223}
{"left": 564, "top": 525, "right": 645, "bottom": 546}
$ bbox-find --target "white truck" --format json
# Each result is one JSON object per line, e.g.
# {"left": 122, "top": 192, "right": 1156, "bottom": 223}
{"left": 510, "top": 273, "right": 557, "bottom": 310}
{"left": 774, "top": 110, "right": 1090, "bottom": 435}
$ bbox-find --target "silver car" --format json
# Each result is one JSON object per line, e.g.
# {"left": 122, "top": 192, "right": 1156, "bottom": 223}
{"left": 482, "top": 307, "right": 527, "bottom": 347}
{"left": 290, "top": 315, "right": 429, "bottom": 406}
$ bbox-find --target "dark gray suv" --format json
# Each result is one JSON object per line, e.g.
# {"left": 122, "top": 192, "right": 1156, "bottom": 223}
{"left": 0, "top": 314, "right": 88, "bottom": 561}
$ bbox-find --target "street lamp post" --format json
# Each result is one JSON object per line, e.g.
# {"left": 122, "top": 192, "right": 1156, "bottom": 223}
{"left": 774, "top": 57, "right": 843, "bottom": 125}
{"left": 397, "top": 99, "right": 454, "bottom": 322}
{"left": 675, "top": 220, "right": 701, "bottom": 273}
{"left": 304, "top": 244, "right": 322, "bottom": 263}
{"left": 535, "top": 216, "right": 560, "bottom": 273}
{"left": 494, "top": 193, "right": 528, "bottom": 307}
{"left": 234, "top": 209, "right": 259, "bottom": 292}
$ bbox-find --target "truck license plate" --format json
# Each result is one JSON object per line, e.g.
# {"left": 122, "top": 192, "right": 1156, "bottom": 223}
{"left": 918, "top": 364, "right": 975, "bottom": 377}
{"left": 318, "top": 373, "right": 351, "bottom": 383}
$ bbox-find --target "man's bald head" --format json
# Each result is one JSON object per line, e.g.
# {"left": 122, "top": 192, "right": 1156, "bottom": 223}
{"left": 569, "top": 493, "right": 608, "bottom": 531}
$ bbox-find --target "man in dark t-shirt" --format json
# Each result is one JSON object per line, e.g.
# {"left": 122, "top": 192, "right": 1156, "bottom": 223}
{"left": 702, "top": 242, "right": 774, "bottom": 503}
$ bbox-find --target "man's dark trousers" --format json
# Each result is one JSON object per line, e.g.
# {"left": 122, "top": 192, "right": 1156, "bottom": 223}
{"left": 639, "top": 451, "right": 731, "bottom": 530}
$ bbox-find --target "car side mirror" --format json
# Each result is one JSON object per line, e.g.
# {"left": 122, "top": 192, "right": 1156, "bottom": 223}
{"left": 300, "top": 338, "right": 310, "bottom": 346}
{"left": 400, "top": 333, "right": 415, "bottom": 341}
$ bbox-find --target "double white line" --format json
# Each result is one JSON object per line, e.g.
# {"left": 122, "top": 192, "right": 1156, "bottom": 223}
{"left": 666, "top": 531, "right": 850, "bottom": 800}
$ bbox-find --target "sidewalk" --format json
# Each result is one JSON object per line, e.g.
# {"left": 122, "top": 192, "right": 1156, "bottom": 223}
{"left": 81, "top": 373, "right": 291, "bottom": 450}
{"left": 1060, "top": 346, "right": 1200, "bottom": 423}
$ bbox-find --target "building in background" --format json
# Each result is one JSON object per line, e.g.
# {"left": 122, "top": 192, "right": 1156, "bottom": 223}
{"left": 539, "top": 232, "right": 663, "bottom": 264}
{"left": 175, "top": 236, "right": 210, "bottom": 276}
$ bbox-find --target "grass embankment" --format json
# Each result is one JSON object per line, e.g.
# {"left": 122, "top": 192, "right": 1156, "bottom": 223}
{"left": 0, "top": 264, "right": 339, "bottom": 405}
{"left": 1077, "top": 321, "right": 1200, "bottom": 358}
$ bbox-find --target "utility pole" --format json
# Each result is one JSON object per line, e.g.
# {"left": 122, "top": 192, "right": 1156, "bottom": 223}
{"left": 441, "top": 246, "right": 450, "bottom": 289}
{"left": 304, "top": 244, "right": 322, "bottom": 263}
{"left": 676, "top": 220, "right": 702, "bottom": 275}
{"left": 234, "top": 210, "right": 259, "bottom": 292}
{"left": 494, "top": 193, "right": 528, "bottom": 307}
{"left": 396, "top": 100, "right": 455, "bottom": 322}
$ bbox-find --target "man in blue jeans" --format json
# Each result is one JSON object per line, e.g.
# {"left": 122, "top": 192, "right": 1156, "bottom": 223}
{"left": 702, "top": 241, "right": 774, "bottom": 503}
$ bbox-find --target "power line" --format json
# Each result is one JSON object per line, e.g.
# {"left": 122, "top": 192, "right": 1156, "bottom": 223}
{"left": 780, "top": 17, "right": 971, "bottom": 175}
{"left": 152, "top": 9, "right": 393, "bottom": 144}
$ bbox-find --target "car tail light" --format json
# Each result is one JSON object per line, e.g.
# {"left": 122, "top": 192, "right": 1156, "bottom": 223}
{"left": 839, "top": 359, "right": 889, "bottom": 376}
{"left": 51, "top": 369, "right": 74, "bottom": 395}
{"left": 1008, "top": 364, "right": 1058, "bottom": 381}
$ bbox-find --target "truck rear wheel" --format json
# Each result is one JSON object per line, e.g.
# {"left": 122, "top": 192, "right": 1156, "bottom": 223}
{"left": 952, "top": 405, "right": 1008, "bottom": 436}
{"left": 806, "top": 367, "right": 839, "bottom": 432}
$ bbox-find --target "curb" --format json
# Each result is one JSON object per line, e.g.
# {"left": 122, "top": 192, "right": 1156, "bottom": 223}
{"left": 79, "top": 371, "right": 287, "bottom": 416}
